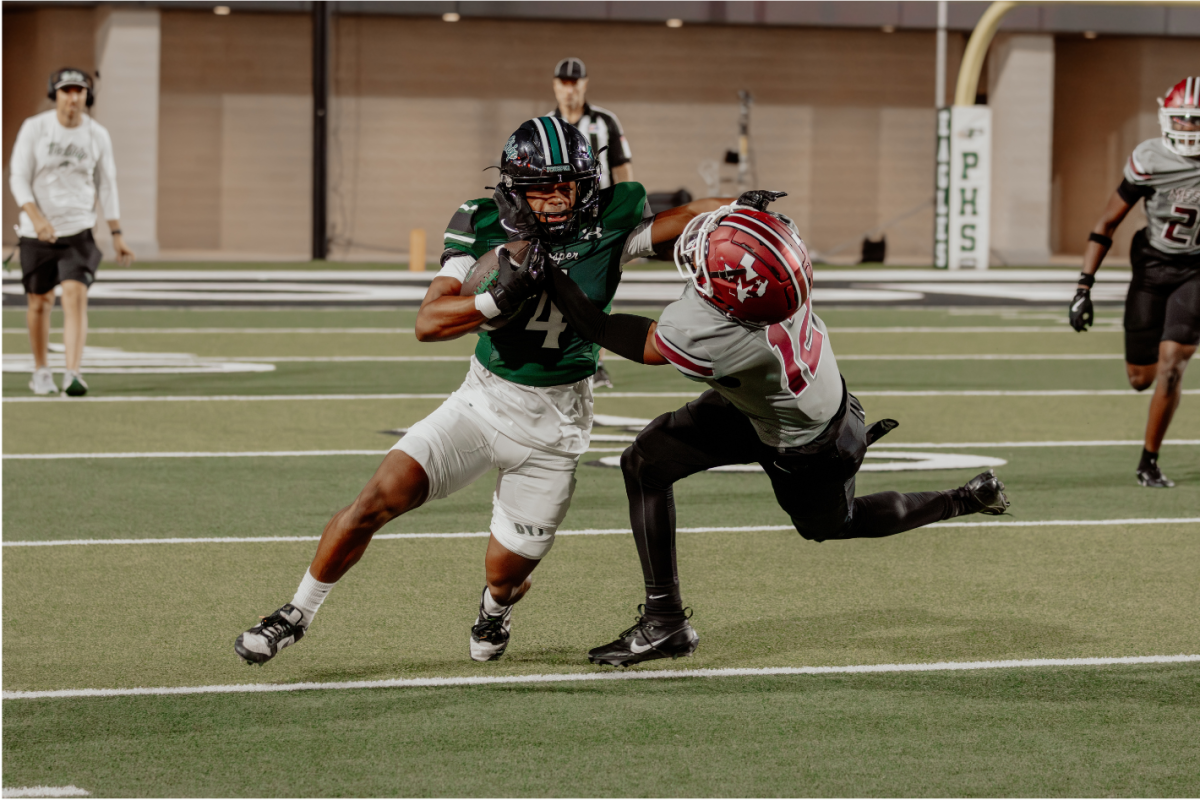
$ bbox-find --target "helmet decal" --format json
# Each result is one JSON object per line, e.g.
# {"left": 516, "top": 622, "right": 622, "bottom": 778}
{"left": 673, "top": 205, "right": 810, "bottom": 326}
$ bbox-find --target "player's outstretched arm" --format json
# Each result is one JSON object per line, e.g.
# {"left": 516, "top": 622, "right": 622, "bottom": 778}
{"left": 545, "top": 267, "right": 667, "bottom": 365}
{"left": 649, "top": 197, "right": 734, "bottom": 247}
{"left": 415, "top": 276, "right": 489, "bottom": 342}
{"left": 1071, "top": 189, "right": 1135, "bottom": 332}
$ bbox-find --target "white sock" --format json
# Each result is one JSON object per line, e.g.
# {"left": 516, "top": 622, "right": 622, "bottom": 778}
{"left": 291, "top": 569, "right": 336, "bottom": 627}
{"left": 482, "top": 588, "right": 509, "bottom": 616}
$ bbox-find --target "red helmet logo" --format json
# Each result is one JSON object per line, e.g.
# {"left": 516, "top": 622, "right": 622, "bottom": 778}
{"left": 675, "top": 207, "right": 811, "bottom": 326}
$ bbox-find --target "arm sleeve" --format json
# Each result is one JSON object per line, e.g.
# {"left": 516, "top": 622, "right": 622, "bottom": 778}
{"left": 620, "top": 218, "right": 655, "bottom": 265}
{"left": 94, "top": 125, "right": 120, "bottom": 220}
{"left": 8, "top": 119, "right": 37, "bottom": 208}
{"left": 437, "top": 253, "right": 476, "bottom": 281}
{"left": 545, "top": 266, "right": 654, "bottom": 363}
{"left": 1117, "top": 178, "right": 1154, "bottom": 205}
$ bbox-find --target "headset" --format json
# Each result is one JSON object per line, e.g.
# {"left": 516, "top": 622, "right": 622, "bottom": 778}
{"left": 47, "top": 68, "right": 95, "bottom": 107}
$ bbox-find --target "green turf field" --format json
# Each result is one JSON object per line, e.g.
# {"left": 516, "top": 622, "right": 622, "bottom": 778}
{"left": 4, "top": 305, "right": 1199, "bottom": 797}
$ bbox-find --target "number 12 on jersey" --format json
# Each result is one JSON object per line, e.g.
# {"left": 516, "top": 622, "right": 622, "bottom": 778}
{"left": 767, "top": 305, "right": 823, "bottom": 396}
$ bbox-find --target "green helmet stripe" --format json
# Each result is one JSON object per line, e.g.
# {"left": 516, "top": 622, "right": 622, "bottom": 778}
{"left": 539, "top": 116, "right": 564, "bottom": 165}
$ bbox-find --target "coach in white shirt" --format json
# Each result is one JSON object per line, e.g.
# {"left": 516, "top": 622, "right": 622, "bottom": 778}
{"left": 9, "top": 67, "right": 134, "bottom": 397}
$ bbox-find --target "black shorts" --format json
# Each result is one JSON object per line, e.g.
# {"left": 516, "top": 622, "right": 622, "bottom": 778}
{"left": 1124, "top": 228, "right": 1200, "bottom": 365}
{"left": 19, "top": 230, "right": 102, "bottom": 296}
{"left": 625, "top": 381, "right": 870, "bottom": 541}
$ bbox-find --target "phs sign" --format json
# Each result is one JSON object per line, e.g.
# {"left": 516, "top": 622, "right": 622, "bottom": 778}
{"left": 935, "top": 106, "right": 991, "bottom": 270}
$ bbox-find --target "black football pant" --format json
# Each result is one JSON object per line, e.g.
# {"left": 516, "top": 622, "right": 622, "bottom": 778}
{"left": 621, "top": 386, "right": 968, "bottom": 620}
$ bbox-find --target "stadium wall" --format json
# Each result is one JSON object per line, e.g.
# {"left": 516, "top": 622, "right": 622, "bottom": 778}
{"left": 2, "top": 6, "right": 1196, "bottom": 264}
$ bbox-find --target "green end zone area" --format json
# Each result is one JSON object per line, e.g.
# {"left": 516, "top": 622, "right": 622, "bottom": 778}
{"left": 4, "top": 306, "right": 1199, "bottom": 796}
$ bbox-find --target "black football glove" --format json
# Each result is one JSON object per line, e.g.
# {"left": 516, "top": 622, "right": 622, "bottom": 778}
{"left": 493, "top": 184, "right": 542, "bottom": 242}
{"left": 1068, "top": 287, "right": 1094, "bottom": 332}
{"left": 489, "top": 240, "right": 548, "bottom": 315}
{"left": 735, "top": 190, "right": 788, "bottom": 212}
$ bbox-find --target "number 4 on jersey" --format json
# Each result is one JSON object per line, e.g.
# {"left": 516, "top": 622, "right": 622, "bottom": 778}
{"left": 767, "top": 305, "right": 823, "bottom": 396}
{"left": 525, "top": 291, "right": 569, "bottom": 348}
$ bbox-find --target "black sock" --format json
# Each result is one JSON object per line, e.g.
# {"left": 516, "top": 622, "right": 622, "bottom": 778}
{"left": 644, "top": 587, "right": 685, "bottom": 621}
{"left": 1139, "top": 448, "right": 1158, "bottom": 470}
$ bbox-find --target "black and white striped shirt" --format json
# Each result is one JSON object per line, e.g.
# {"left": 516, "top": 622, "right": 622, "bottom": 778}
{"left": 550, "top": 103, "right": 632, "bottom": 190}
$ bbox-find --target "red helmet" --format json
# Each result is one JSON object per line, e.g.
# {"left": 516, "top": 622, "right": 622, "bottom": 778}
{"left": 1159, "top": 77, "right": 1200, "bottom": 157}
{"left": 674, "top": 206, "right": 811, "bottom": 325}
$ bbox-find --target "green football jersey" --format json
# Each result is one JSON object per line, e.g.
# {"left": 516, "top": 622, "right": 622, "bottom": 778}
{"left": 442, "top": 182, "right": 650, "bottom": 387}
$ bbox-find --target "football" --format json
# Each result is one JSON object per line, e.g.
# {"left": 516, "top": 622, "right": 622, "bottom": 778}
{"left": 459, "top": 240, "right": 535, "bottom": 330}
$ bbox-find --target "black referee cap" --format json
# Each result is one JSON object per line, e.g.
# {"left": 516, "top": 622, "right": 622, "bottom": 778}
{"left": 554, "top": 58, "right": 587, "bottom": 80}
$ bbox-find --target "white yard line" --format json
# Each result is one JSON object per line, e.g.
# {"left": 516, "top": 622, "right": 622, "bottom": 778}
{"left": 7, "top": 389, "right": 1196, "bottom": 404}
{"left": 6, "top": 440, "right": 1199, "bottom": 461}
{"left": 4, "top": 655, "right": 1196, "bottom": 701}
{"left": 5, "top": 518, "right": 1198, "bottom": 548}
{"left": 1, "top": 787, "right": 90, "bottom": 798}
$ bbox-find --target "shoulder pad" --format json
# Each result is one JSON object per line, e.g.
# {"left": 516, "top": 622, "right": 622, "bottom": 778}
{"left": 599, "top": 182, "right": 648, "bottom": 230}
{"left": 443, "top": 198, "right": 498, "bottom": 257}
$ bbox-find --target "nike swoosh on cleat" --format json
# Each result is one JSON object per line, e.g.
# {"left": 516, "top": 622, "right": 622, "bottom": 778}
{"left": 629, "top": 636, "right": 672, "bottom": 654}
{"left": 648, "top": 594, "right": 668, "bottom": 600}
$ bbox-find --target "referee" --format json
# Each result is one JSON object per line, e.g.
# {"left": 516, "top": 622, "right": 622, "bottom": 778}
{"left": 9, "top": 68, "right": 134, "bottom": 396}
{"left": 550, "top": 57, "right": 634, "bottom": 388}
{"left": 550, "top": 57, "right": 633, "bottom": 189}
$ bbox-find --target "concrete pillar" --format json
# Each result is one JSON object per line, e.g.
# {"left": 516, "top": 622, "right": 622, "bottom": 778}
{"left": 988, "top": 34, "right": 1054, "bottom": 265}
{"left": 93, "top": 9, "right": 160, "bottom": 259}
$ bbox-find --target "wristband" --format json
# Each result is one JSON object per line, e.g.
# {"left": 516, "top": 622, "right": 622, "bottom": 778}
{"left": 1087, "top": 232, "right": 1112, "bottom": 248}
{"left": 474, "top": 292, "right": 501, "bottom": 319}
{"left": 1077, "top": 273, "right": 1095, "bottom": 288}
{"left": 109, "top": 229, "right": 122, "bottom": 236}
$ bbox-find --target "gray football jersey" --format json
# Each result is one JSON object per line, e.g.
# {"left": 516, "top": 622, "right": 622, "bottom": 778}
{"left": 655, "top": 286, "right": 842, "bottom": 447}
{"left": 1124, "top": 138, "right": 1200, "bottom": 255}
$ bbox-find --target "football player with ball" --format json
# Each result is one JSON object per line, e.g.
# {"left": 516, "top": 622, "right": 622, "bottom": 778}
{"left": 541, "top": 191, "right": 1012, "bottom": 666}
{"left": 236, "top": 118, "right": 735, "bottom": 666}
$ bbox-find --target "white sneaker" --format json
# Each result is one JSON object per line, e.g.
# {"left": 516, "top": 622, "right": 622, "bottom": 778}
{"left": 29, "top": 367, "right": 57, "bottom": 395}
{"left": 61, "top": 371, "right": 89, "bottom": 397}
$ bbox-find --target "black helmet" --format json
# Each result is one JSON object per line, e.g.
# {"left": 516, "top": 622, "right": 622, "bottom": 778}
{"left": 494, "top": 117, "right": 601, "bottom": 243}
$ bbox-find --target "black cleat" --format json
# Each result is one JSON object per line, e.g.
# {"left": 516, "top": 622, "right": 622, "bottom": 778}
{"left": 470, "top": 588, "right": 513, "bottom": 662}
{"left": 592, "top": 362, "right": 614, "bottom": 389}
{"left": 235, "top": 604, "right": 306, "bottom": 665}
{"left": 958, "top": 469, "right": 1010, "bottom": 516}
{"left": 588, "top": 606, "right": 699, "bottom": 667}
{"left": 1137, "top": 462, "right": 1175, "bottom": 488}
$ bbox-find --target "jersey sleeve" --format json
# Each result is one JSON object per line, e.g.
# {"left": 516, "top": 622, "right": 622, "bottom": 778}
{"left": 1123, "top": 142, "right": 1156, "bottom": 187}
{"left": 440, "top": 199, "right": 492, "bottom": 264}
{"left": 654, "top": 306, "right": 715, "bottom": 382}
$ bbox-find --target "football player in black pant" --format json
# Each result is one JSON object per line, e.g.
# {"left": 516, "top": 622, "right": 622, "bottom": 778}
{"left": 1070, "top": 77, "right": 1200, "bottom": 488}
{"left": 541, "top": 190, "right": 1010, "bottom": 666}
